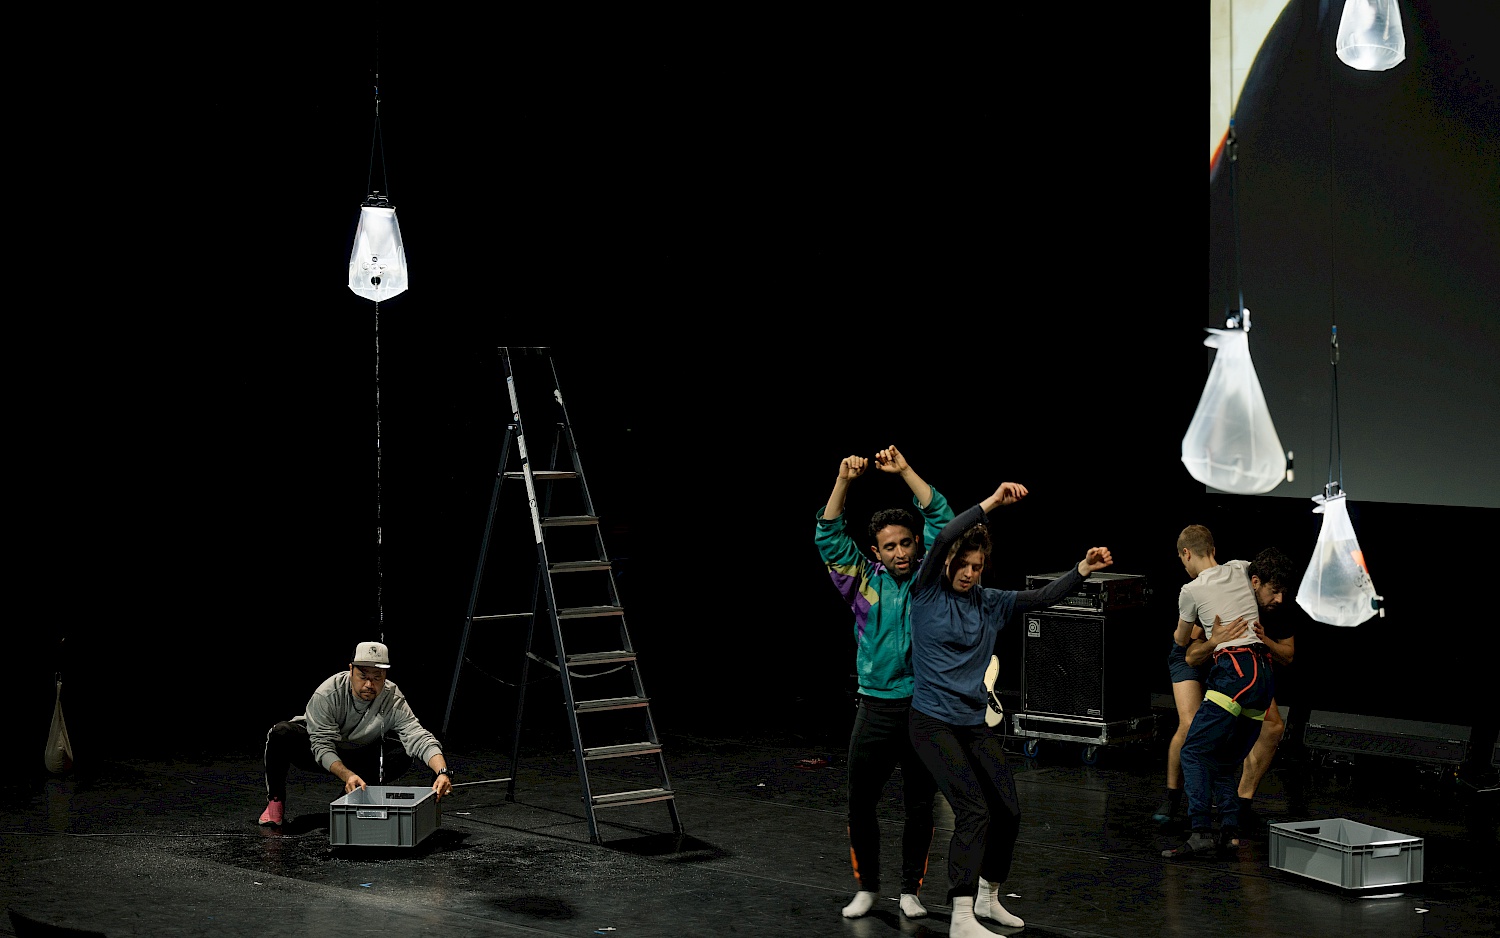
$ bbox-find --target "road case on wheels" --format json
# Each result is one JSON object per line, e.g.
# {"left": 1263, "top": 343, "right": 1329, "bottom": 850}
{"left": 1009, "top": 573, "right": 1154, "bottom": 764}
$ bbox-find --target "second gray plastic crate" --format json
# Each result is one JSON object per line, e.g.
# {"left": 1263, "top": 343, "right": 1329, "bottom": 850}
{"left": 1269, "top": 817, "right": 1423, "bottom": 889}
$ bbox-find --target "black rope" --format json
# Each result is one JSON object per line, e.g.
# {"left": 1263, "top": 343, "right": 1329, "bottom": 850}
{"left": 375, "top": 301, "right": 384, "bottom": 631}
{"left": 368, "top": 24, "right": 385, "bottom": 637}
{"left": 1227, "top": 120, "right": 1246, "bottom": 329}
{"left": 1327, "top": 325, "right": 1342, "bottom": 496}
{"left": 1325, "top": 4, "right": 1343, "bottom": 498}
{"left": 366, "top": 77, "right": 391, "bottom": 201}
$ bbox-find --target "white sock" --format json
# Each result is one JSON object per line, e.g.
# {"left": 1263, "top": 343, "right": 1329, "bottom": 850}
{"left": 841, "top": 890, "right": 878, "bottom": 918}
{"left": 899, "top": 893, "right": 927, "bottom": 918}
{"left": 949, "top": 896, "right": 991, "bottom": 938}
{"left": 976, "top": 877, "right": 1025, "bottom": 927}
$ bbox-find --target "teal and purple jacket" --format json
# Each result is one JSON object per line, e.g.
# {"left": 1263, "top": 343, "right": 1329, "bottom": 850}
{"left": 815, "top": 487, "right": 953, "bottom": 699}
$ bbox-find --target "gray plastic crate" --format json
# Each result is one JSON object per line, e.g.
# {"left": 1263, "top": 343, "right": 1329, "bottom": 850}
{"left": 1269, "top": 817, "right": 1423, "bottom": 889}
{"left": 329, "top": 786, "right": 440, "bottom": 847}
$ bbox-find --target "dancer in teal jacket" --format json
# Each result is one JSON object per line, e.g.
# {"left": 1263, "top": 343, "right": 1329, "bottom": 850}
{"left": 816, "top": 445, "right": 951, "bottom": 922}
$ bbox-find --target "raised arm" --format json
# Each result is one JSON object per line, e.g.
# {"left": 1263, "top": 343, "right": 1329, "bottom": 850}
{"left": 1016, "top": 546, "right": 1113, "bottom": 610}
{"left": 874, "top": 444, "right": 933, "bottom": 508}
{"left": 917, "top": 503, "right": 985, "bottom": 592}
{"left": 981, "top": 481, "right": 1028, "bottom": 513}
{"left": 822, "top": 455, "right": 869, "bottom": 521}
{"left": 915, "top": 482, "right": 1029, "bottom": 593}
{"left": 1077, "top": 546, "right": 1113, "bottom": 576}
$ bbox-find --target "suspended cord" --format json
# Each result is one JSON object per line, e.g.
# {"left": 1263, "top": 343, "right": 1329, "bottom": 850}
{"left": 366, "top": 76, "right": 390, "bottom": 200}
{"left": 369, "top": 27, "right": 385, "bottom": 640}
{"left": 1325, "top": 8, "right": 1343, "bottom": 498}
{"left": 375, "top": 301, "right": 384, "bottom": 634}
{"left": 462, "top": 655, "right": 555, "bottom": 689}
{"left": 1327, "top": 326, "right": 1342, "bottom": 495}
{"left": 1227, "top": 120, "right": 1245, "bottom": 328}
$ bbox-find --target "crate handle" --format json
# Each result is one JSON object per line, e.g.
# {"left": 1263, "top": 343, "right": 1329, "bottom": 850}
{"left": 1371, "top": 846, "right": 1401, "bottom": 858}
{"left": 1291, "top": 826, "right": 1322, "bottom": 834}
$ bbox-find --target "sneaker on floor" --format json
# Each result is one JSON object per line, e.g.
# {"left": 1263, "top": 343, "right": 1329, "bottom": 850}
{"left": 259, "top": 799, "right": 284, "bottom": 826}
{"left": 1162, "top": 830, "right": 1217, "bottom": 859}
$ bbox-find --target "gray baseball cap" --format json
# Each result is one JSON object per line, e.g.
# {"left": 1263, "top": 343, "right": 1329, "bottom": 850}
{"left": 351, "top": 641, "right": 391, "bottom": 669}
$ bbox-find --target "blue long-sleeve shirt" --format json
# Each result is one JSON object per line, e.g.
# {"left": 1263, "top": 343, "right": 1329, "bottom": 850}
{"left": 910, "top": 502, "right": 1087, "bottom": 725}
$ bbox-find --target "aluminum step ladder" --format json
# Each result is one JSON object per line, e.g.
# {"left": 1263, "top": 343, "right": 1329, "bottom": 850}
{"left": 441, "top": 347, "right": 681, "bottom": 845}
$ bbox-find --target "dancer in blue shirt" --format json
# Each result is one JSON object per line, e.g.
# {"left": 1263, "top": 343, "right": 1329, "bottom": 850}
{"left": 908, "top": 480, "right": 1113, "bottom": 936}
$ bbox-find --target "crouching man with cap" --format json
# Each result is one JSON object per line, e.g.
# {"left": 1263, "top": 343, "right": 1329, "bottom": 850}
{"left": 258, "top": 640, "right": 453, "bottom": 826}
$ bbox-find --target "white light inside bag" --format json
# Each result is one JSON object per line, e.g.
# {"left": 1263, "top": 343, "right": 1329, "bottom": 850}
{"left": 1181, "top": 324, "right": 1287, "bottom": 494}
{"left": 1336, "top": 0, "right": 1406, "bottom": 72}
{"left": 348, "top": 204, "right": 409, "bottom": 301}
{"left": 1296, "top": 492, "right": 1381, "bottom": 627}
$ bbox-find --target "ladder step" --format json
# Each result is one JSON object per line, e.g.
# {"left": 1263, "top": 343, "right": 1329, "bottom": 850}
{"left": 503, "top": 470, "right": 578, "bottom": 481}
{"left": 549, "top": 560, "right": 613, "bottom": 574}
{"left": 559, "top": 605, "right": 624, "bottom": 620}
{"left": 583, "top": 742, "right": 663, "bottom": 761}
{"left": 471, "top": 613, "right": 530, "bottom": 623}
{"left": 576, "top": 696, "right": 650, "bottom": 713}
{"left": 541, "top": 514, "right": 599, "bottom": 527}
{"left": 567, "top": 650, "right": 637, "bottom": 667}
{"left": 591, "top": 787, "right": 675, "bottom": 808}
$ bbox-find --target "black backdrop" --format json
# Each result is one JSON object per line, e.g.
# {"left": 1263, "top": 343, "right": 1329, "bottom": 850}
{"left": 18, "top": 4, "right": 1496, "bottom": 770}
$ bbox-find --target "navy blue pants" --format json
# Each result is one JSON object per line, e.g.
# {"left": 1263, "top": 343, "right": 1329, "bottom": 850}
{"left": 1180, "top": 645, "right": 1276, "bottom": 833}
{"left": 846, "top": 695, "right": 938, "bottom": 895}
{"left": 909, "top": 709, "right": 1019, "bottom": 901}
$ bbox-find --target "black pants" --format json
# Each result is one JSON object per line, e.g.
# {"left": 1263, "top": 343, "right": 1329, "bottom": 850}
{"left": 263, "top": 720, "right": 413, "bottom": 801}
{"left": 909, "top": 709, "right": 1019, "bottom": 901}
{"left": 846, "top": 695, "right": 938, "bottom": 895}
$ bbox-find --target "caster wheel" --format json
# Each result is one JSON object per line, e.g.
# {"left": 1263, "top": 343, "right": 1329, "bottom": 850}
{"left": 1081, "top": 745, "right": 1099, "bottom": 765}
{"left": 1024, "top": 739, "right": 1040, "bottom": 758}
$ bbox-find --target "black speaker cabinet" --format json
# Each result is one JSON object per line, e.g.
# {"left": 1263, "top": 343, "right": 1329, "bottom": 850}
{"left": 1021, "top": 607, "right": 1153, "bottom": 721}
{"left": 1303, "top": 710, "right": 1471, "bottom": 767}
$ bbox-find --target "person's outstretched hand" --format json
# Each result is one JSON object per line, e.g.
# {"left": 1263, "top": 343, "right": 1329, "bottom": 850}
{"left": 874, "top": 445, "right": 909, "bottom": 474}
{"left": 992, "top": 482, "right": 1028, "bottom": 506}
{"left": 840, "top": 455, "right": 869, "bottom": 480}
{"left": 1079, "top": 546, "right": 1113, "bottom": 574}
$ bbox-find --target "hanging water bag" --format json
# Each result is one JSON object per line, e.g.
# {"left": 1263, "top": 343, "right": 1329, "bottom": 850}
{"left": 1181, "top": 327, "right": 1286, "bottom": 494}
{"left": 347, "top": 201, "right": 409, "bottom": 301}
{"left": 45, "top": 679, "right": 74, "bottom": 774}
{"left": 1296, "top": 492, "right": 1382, "bottom": 627}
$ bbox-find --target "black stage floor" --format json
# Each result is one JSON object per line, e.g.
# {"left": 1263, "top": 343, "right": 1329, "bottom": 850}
{"left": 4, "top": 724, "right": 1497, "bottom": 938}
